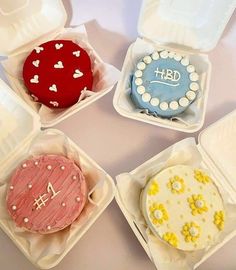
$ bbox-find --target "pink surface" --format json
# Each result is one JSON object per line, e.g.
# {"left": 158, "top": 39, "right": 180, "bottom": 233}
{"left": 7, "top": 155, "right": 87, "bottom": 234}
{"left": 0, "top": 1, "right": 236, "bottom": 270}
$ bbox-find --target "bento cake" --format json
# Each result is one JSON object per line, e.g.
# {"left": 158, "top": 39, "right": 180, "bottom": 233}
{"left": 7, "top": 155, "right": 87, "bottom": 234}
{"left": 140, "top": 165, "right": 225, "bottom": 251}
{"left": 23, "top": 40, "right": 93, "bottom": 108}
{"left": 131, "top": 50, "right": 200, "bottom": 118}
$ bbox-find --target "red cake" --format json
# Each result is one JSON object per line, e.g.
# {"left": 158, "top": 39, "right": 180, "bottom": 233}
{"left": 6, "top": 155, "right": 87, "bottom": 234}
{"left": 23, "top": 40, "right": 93, "bottom": 108}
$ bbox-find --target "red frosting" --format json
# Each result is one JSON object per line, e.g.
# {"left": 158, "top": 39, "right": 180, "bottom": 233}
{"left": 7, "top": 155, "right": 87, "bottom": 234}
{"left": 23, "top": 40, "right": 93, "bottom": 108}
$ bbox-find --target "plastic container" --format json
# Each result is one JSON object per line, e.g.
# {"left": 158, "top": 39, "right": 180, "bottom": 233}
{"left": 0, "top": 78, "right": 115, "bottom": 269}
{"left": 0, "top": 0, "right": 120, "bottom": 127}
{"left": 115, "top": 109, "right": 236, "bottom": 269}
{"left": 113, "top": 0, "right": 235, "bottom": 132}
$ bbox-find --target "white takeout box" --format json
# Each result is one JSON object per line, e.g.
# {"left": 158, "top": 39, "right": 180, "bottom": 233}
{"left": 113, "top": 0, "right": 235, "bottom": 133}
{"left": 115, "top": 109, "right": 236, "bottom": 269}
{"left": 0, "top": 0, "right": 120, "bottom": 128}
{"left": 0, "top": 78, "right": 115, "bottom": 269}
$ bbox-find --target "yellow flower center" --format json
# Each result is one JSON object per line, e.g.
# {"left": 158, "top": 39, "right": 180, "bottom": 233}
{"left": 189, "top": 227, "right": 199, "bottom": 237}
{"left": 154, "top": 210, "right": 163, "bottom": 219}
{"left": 195, "top": 199, "right": 204, "bottom": 208}
{"left": 172, "top": 181, "right": 181, "bottom": 191}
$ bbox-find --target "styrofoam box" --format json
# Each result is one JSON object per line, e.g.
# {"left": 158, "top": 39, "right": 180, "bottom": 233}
{"left": 0, "top": 78, "right": 115, "bottom": 269}
{"left": 0, "top": 0, "right": 120, "bottom": 128}
{"left": 115, "top": 109, "right": 236, "bottom": 269}
{"left": 113, "top": 0, "right": 235, "bottom": 133}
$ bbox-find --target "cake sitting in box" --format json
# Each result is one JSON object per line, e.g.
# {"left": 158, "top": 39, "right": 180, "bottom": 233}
{"left": 23, "top": 40, "right": 93, "bottom": 109}
{"left": 140, "top": 165, "right": 225, "bottom": 251}
{"left": 7, "top": 155, "right": 87, "bottom": 234}
{"left": 131, "top": 50, "right": 200, "bottom": 118}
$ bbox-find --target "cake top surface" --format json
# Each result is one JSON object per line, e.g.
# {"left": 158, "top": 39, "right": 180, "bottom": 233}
{"left": 131, "top": 50, "right": 200, "bottom": 117}
{"left": 141, "top": 165, "right": 225, "bottom": 251}
{"left": 23, "top": 40, "right": 93, "bottom": 109}
{"left": 7, "top": 155, "right": 87, "bottom": 234}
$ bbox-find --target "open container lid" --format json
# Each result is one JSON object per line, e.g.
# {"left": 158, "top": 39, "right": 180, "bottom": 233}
{"left": 199, "top": 110, "right": 236, "bottom": 195}
{"left": 138, "top": 0, "right": 236, "bottom": 51}
{"left": 0, "top": 79, "right": 40, "bottom": 167}
{"left": 0, "top": 0, "right": 67, "bottom": 56}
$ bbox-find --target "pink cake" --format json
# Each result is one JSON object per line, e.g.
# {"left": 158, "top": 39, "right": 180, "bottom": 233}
{"left": 6, "top": 155, "right": 87, "bottom": 234}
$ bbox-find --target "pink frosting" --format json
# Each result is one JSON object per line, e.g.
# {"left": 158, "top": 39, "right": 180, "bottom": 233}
{"left": 6, "top": 155, "right": 87, "bottom": 234}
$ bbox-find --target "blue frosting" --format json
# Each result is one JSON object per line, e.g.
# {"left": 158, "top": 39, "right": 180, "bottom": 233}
{"left": 131, "top": 53, "right": 197, "bottom": 118}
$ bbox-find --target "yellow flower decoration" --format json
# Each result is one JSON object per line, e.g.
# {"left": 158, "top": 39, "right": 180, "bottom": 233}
{"left": 149, "top": 203, "right": 169, "bottom": 225}
{"left": 167, "top": 175, "right": 185, "bottom": 194}
{"left": 194, "top": 169, "right": 211, "bottom": 184}
{"left": 181, "top": 222, "right": 201, "bottom": 243}
{"left": 163, "top": 232, "right": 179, "bottom": 247}
{"left": 214, "top": 211, "right": 225, "bottom": 231}
{"left": 187, "top": 194, "right": 208, "bottom": 215}
{"left": 148, "top": 180, "right": 159, "bottom": 196}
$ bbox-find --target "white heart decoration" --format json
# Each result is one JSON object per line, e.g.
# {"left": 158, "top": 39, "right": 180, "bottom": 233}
{"left": 50, "top": 101, "right": 59, "bottom": 107}
{"left": 49, "top": 84, "right": 57, "bottom": 92}
{"left": 55, "top": 43, "right": 63, "bottom": 50}
{"left": 35, "top": 47, "right": 44, "bottom": 54}
{"left": 73, "top": 69, "right": 83, "bottom": 79}
{"left": 73, "top": 51, "right": 81, "bottom": 57}
{"left": 54, "top": 61, "right": 64, "bottom": 69}
{"left": 30, "top": 75, "right": 39, "bottom": 84}
{"left": 32, "top": 60, "right": 40, "bottom": 67}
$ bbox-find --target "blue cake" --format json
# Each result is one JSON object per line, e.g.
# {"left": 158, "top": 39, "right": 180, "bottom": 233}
{"left": 131, "top": 50, "right": 200, "bottom": 118}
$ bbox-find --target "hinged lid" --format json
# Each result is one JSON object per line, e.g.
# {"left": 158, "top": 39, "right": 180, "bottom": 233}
{"left": 0, "top": 0, "right": 67, "bottom": 56}
{"left": 0, "top": 79, "right": 40, "bottom": 166}
{"left": 138, "top": 0, "right": 236, "bottom": 51}
{"left": 199, "top": 110, "right": 236, "bottom": 192}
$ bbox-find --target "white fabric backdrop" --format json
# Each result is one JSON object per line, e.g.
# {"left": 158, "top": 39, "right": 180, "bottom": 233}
{"left": 0, "top": 1, "right": 235, "bottom": 269}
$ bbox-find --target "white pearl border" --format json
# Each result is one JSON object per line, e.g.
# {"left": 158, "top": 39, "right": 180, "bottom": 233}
{"left": 134, "top": 50, "right": 200, "bottom": 111}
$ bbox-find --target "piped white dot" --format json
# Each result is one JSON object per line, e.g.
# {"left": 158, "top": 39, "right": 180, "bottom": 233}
{"left": 137, "top": 62, "right": 146, "bottom": 70}
{"left": 168, "top": 51, "right": 175, "bottom": 58}
{"left": 28, "top": 184, "right": 32, "bottom": 189}
{"left": 137, "top": 85, "right": 145, "bottom": 95}
{"left": 142, "top": 93, "right": 151, "bottom": 102}
{"left": 160, "top": 50, "right": 168, "bottom": 59}
{"left": 186, "top": 90, "right": 196, "bottom": 101}
{"left": 61, "top": 166, "right": 65, "bottom": 170}
{"left": 22, "top": 163, "right": 27, "bottom": 168}
{"left": 179, "top": 97, "right": 190, "bottom": 107}
{"left": 72, "top": 175, "right": 77, "bottom": 180}
{"left": 190, "top": 72, "right": 199, "bottom": 82}
{"left": 76, "top": 197, "right": 81, "bottom": 202}
{"left": 143, "top": 56, "right": 152, "bottom": 64}
{"left": 47, "top": 225, "right": 51, "bottom": 230}
{"left": 174, "top": 54, "right": 182, "bottom": 61}
{"left": 160, "top": 102, "right": 169, "bottom": 111}
{"left": 135, "top": 78, "right": 143, "bottom": 86}
{"left": 169, "top": 101, "right": 179, "bottom": 110}
{"left": 151, "top": 52, "right": 159, "bottom": 60}
{"left": 62, "top": 202, "right": 66, "bottom": 207}
{"left": 34, "top": 161, "right": 39, "bottom": 166}
{"left": 12, "top": 205, "right": 17, "bottom": 211}
{"left": 135, "top": 70, "right": 142, "bottom": 78}
{"left": 187, "top": 65, "right": 195, "bottom": 73}
{"left": 10, "top": 186, "right": 14, "bottom": 190}
{"left": 150, "top": 98, "right": 160, "bottom": 106}
{"left": 190, "top": 82, "right": 199, "bottom": 91}
{"left": 24, "top": 218, "right": 29, "bottom": 223}
{"left": 47, "top": 165, "right": 52, "bottom": 170}
{"left": 181, "top": 57, "right": 189, "bottom": 66}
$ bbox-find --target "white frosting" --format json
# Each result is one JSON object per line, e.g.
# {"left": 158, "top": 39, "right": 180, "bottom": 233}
{"left": 32, "top": 60, "right": 40, "bottom": 67}
{"left": 24, "top": 218, "right": 29, "bottom": 223}
{"left": 72, "top": 175, "right": 77, "bottom": 180}
{"left": 186, "top": 91, "right": 196, "bottom": 101}
{"left": 47, "top": 225, "right": 51, "bottom": 230}
{"left": 12, "top": 205, "right": 17, "bottom": 210}
{"left": 137, "top": 85, "right": 145, "bottom": 95}
{"left": 160, "top": 102, "right": 169, "bottom": 111}
{"left": 135, "top": 78, "right": 143, "bottom": 86}
{"left": 168, "top": 51, "right": 175, "bottom": 58}
{"left": 61, "top": 166, "right": 65, "bottom": 170}
{"left": 28, "top": 184, "right": 32, "bottom": 189}
{"left": 142, "top": 93, "right": 151, "bottom": 102}
{"left": 47, "top": 165, "right": 52, "bottom": 170}
{"left": 190, "top": 82, "right": 199, "bottom": 91}
{"left": 174, "top": 54, "right": 182, "bottom": 61}
{"left": 181, "top": 57, "right": 189, "bottom": 66}
{"left": 190, "top": 72, "right": 199, "bottom": 82}
{"left": 151, "top": 52, "right": 159, "bottom": 60}
{"left": 143, "top": 56, "right": 152, "bottom": 64}
{"left": 160, "top": 50, "right": 168, "bottom": 59}
{"left": 62, "top": 202, "right": 66, "bottom": 207}
{"left": 73, "top": 69, "right": 83, "bottom": 78}
{"left": 49, "top": 84, "right": 57, "bottom": 92}
{"left": 187, "top": 65, "right": 195, "bottom": 73}
{"left": 76, "top": 197, "right": 81, "bottom": 202}
{"left": 54, "top": 61, "right": 64, "bottom": 69}
{"left": 22, "top": 163, "right": 27, "bottom": 168}
{"left": 30, "top": 75, "right": 39, "bottom": 84}
{"left": 10, "top": 186, "right": 14, "bottom": 190}
{"left": 35, "top": 47, "right": 44, "bottom": 53}
{"left": 179, "top": 97, "right": 190, "bottom": 107}
{"left": 150, "top": 98, "right": 160, "bottom": 106}
{"left": 169, "top": 101, "right": 179, "bottom": 110}
{"left": 137, "top": 62, "right": 146, "bottom": 70}
{"left": 73, "top": 50, "right": 81, "bottom": 57}
{"left": 55, "top": 43, "right": 63, "bottom": 50}
{"left": 34, "top": 161, "right": 39, "bottom": 166}
{"left": 49, "top": 101, "right": 59, "bottom": 107}
{"left": 135, "top": 70, "right": 143, "bottom": 78}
